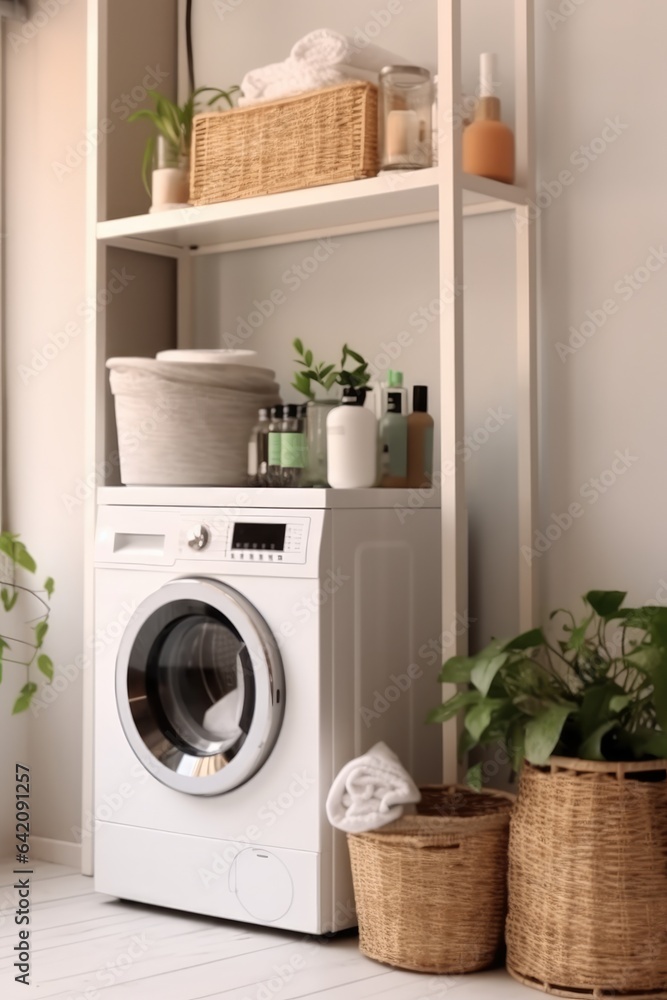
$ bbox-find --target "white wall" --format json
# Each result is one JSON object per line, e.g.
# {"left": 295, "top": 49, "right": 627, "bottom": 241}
{"left": 2, "top": 0, "right": 665, "bottom": 852}
{"left": 535, "top": 1, "right": 667, "bottom": 614}
{"left": 2, "top": 0, "right": 87, "bottom": 854}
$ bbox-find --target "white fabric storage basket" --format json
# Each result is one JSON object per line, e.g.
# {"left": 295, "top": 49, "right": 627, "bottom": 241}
{"left": 107, "top": 358, "right": 281, "bottom": 486}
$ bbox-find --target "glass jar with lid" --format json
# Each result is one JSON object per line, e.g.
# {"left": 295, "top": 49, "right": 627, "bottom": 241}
{"left": 379, "top": 66, "right": 433, "bottom": 171}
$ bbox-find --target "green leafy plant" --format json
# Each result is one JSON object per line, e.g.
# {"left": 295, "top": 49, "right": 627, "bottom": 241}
{"left": 129, "top": 86, "right": 239, "bottom": 197}
{"left": 429, "top": 590, "right": 667, "bottom": 785}
{"left": 291, "top": 339, "right": 338, "bottom": 401}
{"left": 338, "top": 344, "right": 371, "bottom": 391}
{"left": 0, "top": 533, "right": 55, "bottom": 714}
{"left": 291, "top": 339, "right": 371, "bottom": 401}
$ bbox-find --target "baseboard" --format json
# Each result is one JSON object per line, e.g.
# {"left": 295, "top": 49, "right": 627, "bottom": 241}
{"left": 30, "top": 836, "right": 82, "bottom": 870}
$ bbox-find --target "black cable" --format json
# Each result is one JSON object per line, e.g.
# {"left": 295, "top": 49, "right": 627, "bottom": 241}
{"left": 186, "top": 0, "right": 195, "bottom": 93}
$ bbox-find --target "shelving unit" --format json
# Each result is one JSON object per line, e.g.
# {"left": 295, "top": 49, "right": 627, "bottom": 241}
{"left": 84, "top": 0, "right": 537, "bottom": 877}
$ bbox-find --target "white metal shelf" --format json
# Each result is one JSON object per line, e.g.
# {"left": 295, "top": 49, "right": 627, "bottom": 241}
{"left": 96, "top": 168, "right": 527, "bottom": 256}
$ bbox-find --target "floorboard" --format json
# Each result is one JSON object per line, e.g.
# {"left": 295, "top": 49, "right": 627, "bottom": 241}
{"left": 0, "top": 861, "right": 536, "bottom": 1000}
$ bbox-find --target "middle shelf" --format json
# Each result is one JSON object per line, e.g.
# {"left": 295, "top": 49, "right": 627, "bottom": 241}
{"left": 97, "top": 169, "right": 527, "bottom": 257}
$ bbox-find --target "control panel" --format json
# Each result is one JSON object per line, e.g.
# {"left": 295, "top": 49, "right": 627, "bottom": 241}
{"left": 178, "top": 516, "right": 310, "bottom": 565}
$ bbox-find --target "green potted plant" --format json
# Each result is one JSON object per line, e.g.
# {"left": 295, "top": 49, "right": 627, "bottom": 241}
{"left": 0, "top": 533, "right": 55, "bottom": 714}
{"left": 430, "top": 590, "right": 667, "bottom": 997}
{"left": 129, "top": 86, "right": 239, "bottom": 211}
{"left": 291, "top": 340, "right": 371, "bottom": 486}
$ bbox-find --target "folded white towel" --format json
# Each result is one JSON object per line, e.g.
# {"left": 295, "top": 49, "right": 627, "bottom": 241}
{"left": 240, "top": 28, "right": 408, "bottom": 107}
{"left": 239, "top": 65, "right": 348, "bottom": 107}
{"left": 291, "top": 28, "right": 403, "bottom": 75}
{"left": 326, "top": 742, "right": 421, "bottom": 833}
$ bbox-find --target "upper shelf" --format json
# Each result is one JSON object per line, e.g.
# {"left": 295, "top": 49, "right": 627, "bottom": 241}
{"left": 96, "top": 169, "right": 527, "bottom": 256}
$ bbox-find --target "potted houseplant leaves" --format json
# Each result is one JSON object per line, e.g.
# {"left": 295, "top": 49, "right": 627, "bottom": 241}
{"left": 0, "top": 533, "right": 55, "bottom": 714}
{"left": 129, "top": 86, "right": 239, "bottom": 211}
{"left": 291, "top": 340, "right": 371, "bottom": 486}
{"left": 430, "top": 590, "right": 667, "bottom": 997}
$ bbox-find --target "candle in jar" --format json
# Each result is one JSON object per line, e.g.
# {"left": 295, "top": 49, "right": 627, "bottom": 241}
{"left": 385, "top": 110, "right": 419, "bottom": 163}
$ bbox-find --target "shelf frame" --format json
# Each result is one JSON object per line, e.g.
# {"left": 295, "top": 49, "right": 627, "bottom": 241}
{"left": 83, "top": 0, "right": 538, "bottom": 849}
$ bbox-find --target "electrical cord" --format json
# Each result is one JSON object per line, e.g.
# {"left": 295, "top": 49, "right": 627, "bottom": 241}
{"left": 186, "top": 0, "right": 195, "bottom": 93}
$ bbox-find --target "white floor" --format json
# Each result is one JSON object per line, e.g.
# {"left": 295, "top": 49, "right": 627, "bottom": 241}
{"left": 0, "top": 860, "right": 537, "bottom": 1000}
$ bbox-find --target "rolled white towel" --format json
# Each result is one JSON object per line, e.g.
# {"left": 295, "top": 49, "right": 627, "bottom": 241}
{"left": 325, "top": 742, "right": 421, "bottom": 833}
{"left": 291, "top": 28, "right": 406, "bottom": 75}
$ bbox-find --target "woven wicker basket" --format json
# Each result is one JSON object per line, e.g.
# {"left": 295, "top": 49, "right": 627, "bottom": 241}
{"left": 190, "top": 82, "right": 378, "bottom": 206}
{"left": 347, "top": 786, "right": 514, "bottom": 974}
{"left": 507, "top": 757, "right": 667, "bottom": 999}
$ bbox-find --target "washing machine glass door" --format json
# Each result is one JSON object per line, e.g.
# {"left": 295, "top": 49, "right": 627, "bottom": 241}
{"left": 115, "top": 578, "right": 284, "bottom": 795}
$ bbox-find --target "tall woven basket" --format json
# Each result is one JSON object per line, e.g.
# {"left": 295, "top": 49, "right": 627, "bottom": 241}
{"left": 507, "top": 757, "right": 667, "bottom": 999}
{"left": 347, "top": 786, "right": 514, "bottom": 974}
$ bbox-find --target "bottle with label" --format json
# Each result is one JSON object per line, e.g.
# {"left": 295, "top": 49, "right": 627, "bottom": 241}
{"left": 281, "top": 404, "right": 306, "bottom": 487}
{"left": 381, "top": 370, "right": 409, "bottom": 419}
{"left": 407, "top": 386, "right": 434, "bottom": 488}
{"left": 247, "top": 407, "right": 270, "bottom": 487}
{"left": 380, "top": 392, "right": 408, "bottom": 487}
{"left": 267, "top": 405, "right": 284, "bottom": 487}
{"left": 326, "top": 388, "right": 378, "bottom": 489}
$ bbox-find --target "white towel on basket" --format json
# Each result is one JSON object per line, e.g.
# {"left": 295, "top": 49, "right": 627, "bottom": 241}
{"left": 326, "top": 742, "right": 421, "bottom": 834}
{"left": 239, "top": 28, "right": 406, "bottom": 106}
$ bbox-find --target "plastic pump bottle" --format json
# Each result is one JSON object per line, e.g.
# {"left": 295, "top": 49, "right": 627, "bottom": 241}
{"left": 406, "top": 386, "right": 434, "bottom": 488}
{"left": 380, "top": 369, "right": 408, "bottom": 419}
{"left": 380, "top": 392, "right": 408, "bottom": 487}
{"left": 326, "top": 388, "right": 377, "bottom": 489}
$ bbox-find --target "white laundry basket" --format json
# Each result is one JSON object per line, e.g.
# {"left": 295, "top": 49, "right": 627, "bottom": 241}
{"left": 107, "top": 358, "right": 281, "bottom": 486}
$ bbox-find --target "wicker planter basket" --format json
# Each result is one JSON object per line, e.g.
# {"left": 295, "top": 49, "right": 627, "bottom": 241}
{"left": 507, "top": 757, "right": 667, "bottom": 999}
{"left": 347, "top": 785, "right": 514, "bottom": 974}
{"left": 190, "top": 82, "right": 379, "bottom": 206}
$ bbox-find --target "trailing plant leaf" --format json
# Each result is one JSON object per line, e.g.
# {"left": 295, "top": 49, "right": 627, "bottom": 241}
{"left": 439, "top": 656, "right": 474, "bottom": 684}
{"left": 37, "top": 655, "right": 54, "bottom": 682}
{"left": 427, "top": 690, "right": 481, "bottom": 725}
{"left": 503, "top": 628, "right": 545, "bottom": 652}
{"left": 1, "top": 588, "right": 18, "bottom": 613}
{"left": 585, "top": 590, "right": 626, "bottom": 618}
{"left": 470, "top": 641, "right": 508, "bottom": 697}
{"left": 44, "top": 577, "right": 55, "bottom": 598}
{"left": 13, "top": 683, "right": 38, "bottom": 715}
{"left": 525, "top": 704, "right": 574, "bottom": 764}
{"left": 579, "top": 721, "right": 618, "bottom": 760}
{"left": 34, "top": 621, "right": 48, "bottom": 649}
{"left": 465, "top": 699, "right": 507, "bottom": 741}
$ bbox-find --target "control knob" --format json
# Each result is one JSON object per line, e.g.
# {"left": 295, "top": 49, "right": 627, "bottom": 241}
{"left": 187, "top": 524, "right": 210, "bottom": 551}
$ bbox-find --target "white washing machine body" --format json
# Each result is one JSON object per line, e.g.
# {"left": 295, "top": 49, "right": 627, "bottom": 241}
{"left": 94, "top": 487, "right": 442, "bottom": 934}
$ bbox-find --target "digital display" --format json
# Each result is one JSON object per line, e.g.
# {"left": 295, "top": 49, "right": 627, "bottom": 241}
{"left": 232, "top": 523, "right": 287, "bottom": 551}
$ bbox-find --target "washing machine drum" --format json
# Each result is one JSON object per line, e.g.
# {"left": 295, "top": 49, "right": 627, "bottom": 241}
{"left": 115, "top": 578, "right": 285, "bottom": 796}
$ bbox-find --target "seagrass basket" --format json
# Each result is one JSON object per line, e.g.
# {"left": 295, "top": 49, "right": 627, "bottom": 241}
{"left": 190, "top": 82, "right": 378, "bottom": 206}
{"left": 507, "top": 757, "right": 667, "bottom": 999}
{"left": 347, "top": 785, "right": 514, "bottom": 974}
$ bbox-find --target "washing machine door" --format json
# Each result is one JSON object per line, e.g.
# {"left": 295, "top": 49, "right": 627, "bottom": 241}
{"left": 115, "top": 577, "right": 284, "bottom": 796}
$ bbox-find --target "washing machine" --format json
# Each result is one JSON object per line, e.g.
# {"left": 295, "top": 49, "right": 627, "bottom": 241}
{"left": 94, "top": 486, "right": 442, "bottom": 934}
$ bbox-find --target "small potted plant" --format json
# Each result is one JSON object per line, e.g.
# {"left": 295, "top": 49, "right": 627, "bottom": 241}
{"left": 430, "top": 590, "right": 667, "bottom": 997}
{"left": 0, "top": 533, "right": 55, "bottom": 714}
{"left": 292, "top": 340, "right": 371, "bottom": 486}
{"left": 129, "top": 86, "right": 238, "bottom": 212}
